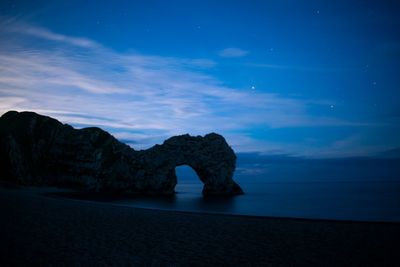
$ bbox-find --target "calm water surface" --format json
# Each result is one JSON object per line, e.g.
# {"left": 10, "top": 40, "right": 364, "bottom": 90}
{"left": 114, "top": 159, "right": 400, "bottom": 222}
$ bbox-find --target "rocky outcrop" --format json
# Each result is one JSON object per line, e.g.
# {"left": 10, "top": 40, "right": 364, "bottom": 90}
{"left": 0, "top": 111, "right": 243, "bottom": 196}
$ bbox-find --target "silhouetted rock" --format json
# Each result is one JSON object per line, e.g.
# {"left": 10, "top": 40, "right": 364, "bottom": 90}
{"left": 0, "top": 111, "right": 243, "bottom": 196}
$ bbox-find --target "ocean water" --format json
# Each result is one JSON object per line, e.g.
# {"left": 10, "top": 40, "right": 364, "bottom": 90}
{"left": 115, "top": 158, "right": 400, "bottom": 222}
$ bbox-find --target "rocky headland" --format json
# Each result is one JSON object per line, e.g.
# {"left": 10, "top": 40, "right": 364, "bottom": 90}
{"left": 0, "top": 111, "right": 243, "bottom": 196}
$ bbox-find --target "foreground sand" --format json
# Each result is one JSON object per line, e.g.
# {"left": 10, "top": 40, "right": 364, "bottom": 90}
{"left": 0, "top": 186, "right": 399, "bottom": 266}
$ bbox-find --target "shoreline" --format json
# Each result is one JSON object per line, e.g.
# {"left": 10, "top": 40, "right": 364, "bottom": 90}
{"left": 4, "top": 184, "right": 400, "bottom": 224}
{"left": 45, "top": 189, "right": 400, "bottom": 225}
{"left": 1, "top": 186, "right": 400, "bottom": 266}
{"left": 41, "top": 186, "right": 400, "bottom": 224}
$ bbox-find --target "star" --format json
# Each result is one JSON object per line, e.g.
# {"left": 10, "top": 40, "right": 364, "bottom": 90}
{"left": 330, "top": 105, "right": 334, "bottom": 109}
{"left": 251, "top": 86, "right": 256, "bottom": 90}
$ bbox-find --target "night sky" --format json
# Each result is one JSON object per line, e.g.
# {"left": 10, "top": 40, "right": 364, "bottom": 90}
{"left": 0, "top": 0, "right": 399, "bottom": 157}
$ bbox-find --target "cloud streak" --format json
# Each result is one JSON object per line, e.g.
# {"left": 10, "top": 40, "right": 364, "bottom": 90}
{"left": 218, "top": 47, "right": 249, "bottom": 58}
{"left": 0, "top": 17, "right": 99, "bottom": 48}
{"left": 0, "top": 18, "right": 368, "bottom": 154}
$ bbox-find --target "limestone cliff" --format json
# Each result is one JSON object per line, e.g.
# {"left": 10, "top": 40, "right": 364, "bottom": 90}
{"left": 0, "top": 111, "right": 243, "bottom": 196}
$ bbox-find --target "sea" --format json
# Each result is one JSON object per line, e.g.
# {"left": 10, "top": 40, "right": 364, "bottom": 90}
{"left": 114, "top": 157, "right": 400, "bottom": 222}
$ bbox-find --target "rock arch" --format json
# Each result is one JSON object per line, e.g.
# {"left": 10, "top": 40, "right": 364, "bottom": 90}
{"left": 0, "top": 111, "right": 244, "bottom": 196}
{"left": 138, "top": 133, "right": 244, "bottom": 195}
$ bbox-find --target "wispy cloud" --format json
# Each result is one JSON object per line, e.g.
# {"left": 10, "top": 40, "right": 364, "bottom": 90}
{"left": 304, "top": 135, "right": 395, "bottom": 158}
{"left": 0, "top": 18, "right": 368, "bottom": 154}
{"left": 0, "top": 17, "right": 99, "bottom": 48}
{"left": 218, "top": 47, "right": 249, "bottom": 58}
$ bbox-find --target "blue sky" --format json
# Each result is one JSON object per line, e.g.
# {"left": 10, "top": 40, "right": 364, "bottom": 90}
{"left": 0, "top": 0, "right": 399, "bottom": 157}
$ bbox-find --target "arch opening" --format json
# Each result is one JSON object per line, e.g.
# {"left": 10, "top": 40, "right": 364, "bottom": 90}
{"left": 174, "top": 165, "right": 204, "bottom": 195}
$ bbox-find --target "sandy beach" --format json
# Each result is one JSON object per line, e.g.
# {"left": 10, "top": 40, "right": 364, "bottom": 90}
{"left": 1, "top": 186, "right": 399, "bottom": 267}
